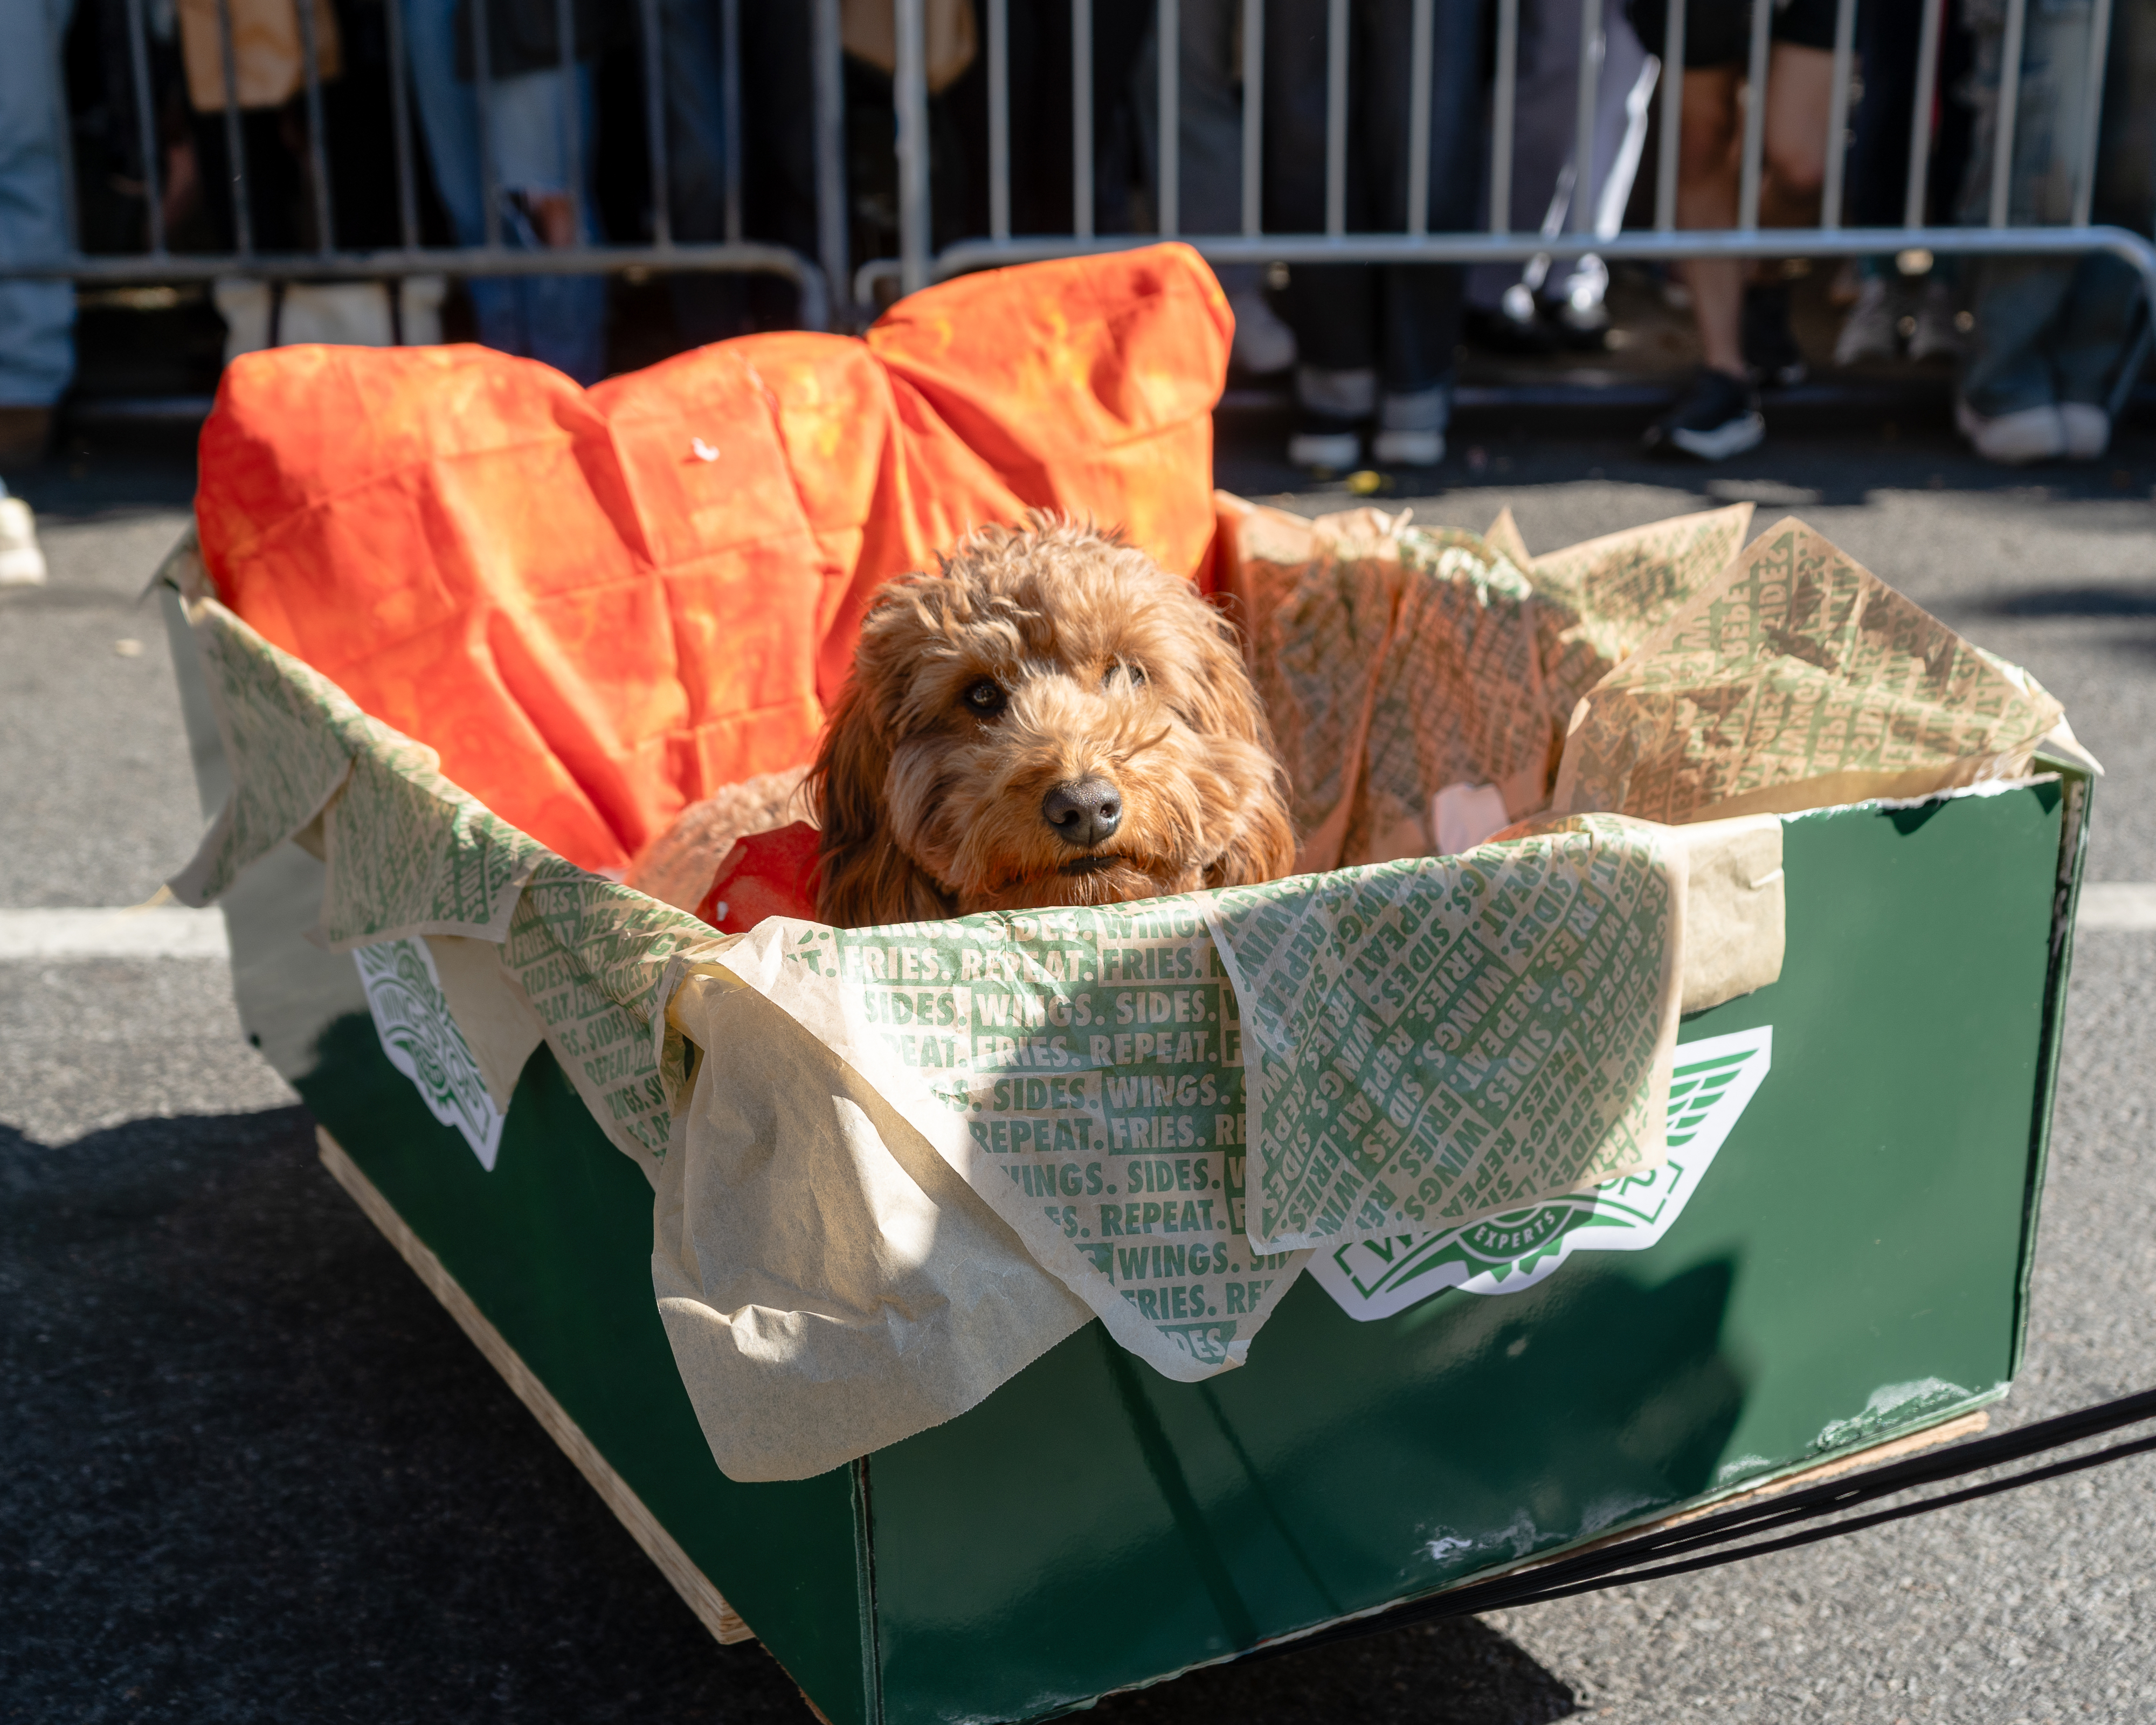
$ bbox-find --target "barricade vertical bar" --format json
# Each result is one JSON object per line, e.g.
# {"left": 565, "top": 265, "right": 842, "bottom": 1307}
{"left": 294, "top": 0, "right": 336, "bottom": 252}
{"left": 1989, "top": 0, "right": 2027, "bottom": 228}
{"left": 44, "top": 0, "right": 80, "bottom": 258}
{"left": 123, "top": 0, "right": 165, "bottom": 253}
{"left": 1407, "top": 0, "right": 1432, "bottom": 234}
{"left": 895, "top": 0, "right": 931, "bottom": 292}
{"left": 1820, "top": 0, "right": 1855, "bottom": 227}
{"left": 1324, "top": 0, "right": 1347, "bottom": 237}
{"left": 989, "top": 0, "right": 1011, "bottom": 238}
{"left": 813, "top": 0, "right": 851, "bottom": 300}
{"left": 1654, "top": 0, "right": 1684, "bottom": 231}
{"left": 1074, "top": 0, "right": 1094, "bottom": 238}
{"left": 383, "top": 0, "right": 422, "bottom": 250}
{"left": 638, "top": 0, "right": 672, "bottom": 246}
{"left": 554, "top": 0, "right": 586, "bottom": 245}
{"left": 1491, "top": 0, "right": 1518, "bottom": 231}
{"left": 473, "top": 0, "right": 502, "bottom": 249}
{"left": 213, "top": 0, "right": 254, "bottom": 256}
{"left": 722, "top": 0, "right": 744, "bottom": 244}
{"left": 1738, "top": 0, "right": 1770, "bottom": 229}
{"left": 1903, "top": 0, "right": 1943, "bottom": 226}
{"left": 1573, "top": 0, "right": 1602, "bottom": 232}
{"left": 2070, "top": 0, "right": 2116, "bottom": 228}
{"left": 1241, "top": 0, "right": 1263, "bottom": 235}
{"left": 1158, "top": 0, "right": 1179, "bottom": 236}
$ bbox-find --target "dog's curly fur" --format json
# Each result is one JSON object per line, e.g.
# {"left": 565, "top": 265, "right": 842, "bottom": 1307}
{"left": 809, "top": 518, "right": 1296, "bottom": 927}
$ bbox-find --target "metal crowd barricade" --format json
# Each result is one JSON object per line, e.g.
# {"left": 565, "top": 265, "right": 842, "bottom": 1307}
{"left": 11, "top": 0, "right": 2154, "bottom": 371}
{"left": 862, "top": 0, "right": 2156, "bottom": 369}
{"left": 13, "top": 0, "right": 844, "bottom": 333}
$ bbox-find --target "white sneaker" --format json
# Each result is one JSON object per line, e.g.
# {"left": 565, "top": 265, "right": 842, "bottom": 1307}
{"left": 1955, "top": 397, "right": 2063, "bottom": 465}
{"left": 1372, "top": 427, "right": 1445, "bottom": 467}
{"left": 2059, "top": 403, "right": 2111, "bottom": 461}
{"left": 1908, "top": 281, "right": 1965, "bottom": 361}
{"left": 1228, "top": 289, "right": 1298, "bottom": 376}
{"left": 0, "top": 495, "right": 47, "bottom": 587}
{"left": 1833, "top": 277, "right": 1899, "bottom": 366}
{"left": 1287, "top": 426, "right": 1362, "bottom": 471}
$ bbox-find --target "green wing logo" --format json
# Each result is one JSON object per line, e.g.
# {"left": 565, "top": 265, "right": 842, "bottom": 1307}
{"left": 1310, "top": 1026, "right": 1772, "bottom": 1320}
{"left": 354, "top": 936, "right": 506, "bottom": 1170}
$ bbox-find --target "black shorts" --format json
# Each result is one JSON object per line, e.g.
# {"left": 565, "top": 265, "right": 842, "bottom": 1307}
{"left": 1626, "top": 0, "right": 1841, "bottom": 69}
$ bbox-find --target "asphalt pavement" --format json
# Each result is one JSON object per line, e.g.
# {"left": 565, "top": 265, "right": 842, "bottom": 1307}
{"left": 5, "top": 421, "right": 2156, "bottom": 1723}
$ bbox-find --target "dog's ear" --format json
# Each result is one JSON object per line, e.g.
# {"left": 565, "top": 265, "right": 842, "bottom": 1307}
{"left": 1204, "top": 750, "right": 1299, "bottom": 891}
{"left": 1176, "top": 590, "right": 1298, "bottom": 891}
{"left": 808, "top": 675, "right": 955, "bottom": 928}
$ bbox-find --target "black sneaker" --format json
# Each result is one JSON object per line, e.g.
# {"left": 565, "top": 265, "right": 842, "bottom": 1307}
{"left": 1742, "top": 281, "right": 1807, "bottom": 388}
{"left": 1644, "top": 368, "right": 1765, "bottom": 461}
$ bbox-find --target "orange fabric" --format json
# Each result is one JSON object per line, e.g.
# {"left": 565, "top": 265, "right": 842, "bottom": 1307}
{"left": 195, "top": 244, "right": 1231, "bottom": 873}
{"left": 695, "top": 820, "right": 823, "bottom": 934}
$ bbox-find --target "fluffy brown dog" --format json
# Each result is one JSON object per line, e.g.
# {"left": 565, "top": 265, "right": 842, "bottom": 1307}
{"left": 809, "top": 518, "right": 1296, "bottom": 927}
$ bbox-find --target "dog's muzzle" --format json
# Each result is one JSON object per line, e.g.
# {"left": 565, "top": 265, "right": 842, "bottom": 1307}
{"left": 1041, "top": 777, "right": 1122, "bottom": 850}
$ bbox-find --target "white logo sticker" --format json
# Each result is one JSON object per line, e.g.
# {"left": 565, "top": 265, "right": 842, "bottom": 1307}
{"left": 353, "top": 937, "right": 506, "bottom": 1171}
{"left": 1310, "top": 1026, "right": 1772, "bottom": 1320}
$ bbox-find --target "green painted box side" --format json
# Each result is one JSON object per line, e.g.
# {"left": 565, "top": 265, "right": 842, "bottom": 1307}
{"left": 294, "top": 1033, "right": 873, "bottom": 1725}
{"left": 861, "top": 780, "right": 2073, "bottom": 1725}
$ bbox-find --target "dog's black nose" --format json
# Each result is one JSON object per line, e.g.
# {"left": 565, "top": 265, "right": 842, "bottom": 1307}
{"left": 1041, "top": 777, "right": 1122, "bottom": 848}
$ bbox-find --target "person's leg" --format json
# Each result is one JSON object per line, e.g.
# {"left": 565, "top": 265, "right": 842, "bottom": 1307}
{"left": 1265, "top": 0, "right": 1377, "bottom": 465}
{"left": 1130, "top": 0, "right": 1295, "bottom": 371}
{"left": 1675, "top": 64, "right": 1743, "bottom": 376}
{"left": 485, "top": 65, "right": 608, "bottom": 383}
{"left": 0, "top": 0, "right": 78, "bottom": 460}
{"left": 2048, "top": 252, "right": 2139, "bottom": 456}
{"left": 1358, "top": 0, "right": 1481, "bottom": 464}
{"left": 1646, "top": 56, "right": 1766, "bottom": 459}
{"left": 1948, "top": 0, "right": 2094, "bottom": 460}
{"left": 403, "top": 0, "right": 487, "bottom": 244}
{"left": 1759, "top": 43, "right": 1831, "bottom": 223}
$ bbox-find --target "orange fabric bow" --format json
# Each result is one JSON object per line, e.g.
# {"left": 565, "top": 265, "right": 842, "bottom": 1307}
{"left": 195, "top": 244, "right": 1232, "bottom": 874}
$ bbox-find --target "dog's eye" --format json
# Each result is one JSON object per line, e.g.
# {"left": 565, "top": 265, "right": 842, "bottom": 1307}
{"left": 964, "top": 678, "right": 1007, "bottom": 715}
{"left": 1104, "top": 661, "right": 1147, "bottom": 688}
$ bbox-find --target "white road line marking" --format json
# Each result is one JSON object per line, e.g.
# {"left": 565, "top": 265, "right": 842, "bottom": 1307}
{"left": 2078, "top": 884, "right": 2156, "bottom": 932}
{"left": 0, "top": 907, "right": 231, "bottom": 960}
{"left": 2, "top": 885, "right": 2152, "bottom": 962}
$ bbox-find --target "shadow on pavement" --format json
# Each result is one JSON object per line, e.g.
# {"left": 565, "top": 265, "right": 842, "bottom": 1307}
{"left": 2, "top": 1106, "right": 1576, "bottom": 1724}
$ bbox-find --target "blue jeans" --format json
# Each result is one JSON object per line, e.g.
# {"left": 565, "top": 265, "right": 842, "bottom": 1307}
{"left": 405, "top": 0, "right": 608, "bottom": 383}
{"left": 0, "top": 0, "right": 74, "bottom": 406}
{"left": 1957, "top": 0, "right": 2144, "bottom": 416}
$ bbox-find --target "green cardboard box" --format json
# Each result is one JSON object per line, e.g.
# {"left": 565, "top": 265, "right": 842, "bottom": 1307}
{"left": 162, "top": 560, "right": 2088, "bottom": 1723}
